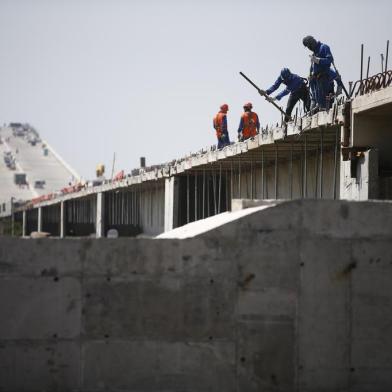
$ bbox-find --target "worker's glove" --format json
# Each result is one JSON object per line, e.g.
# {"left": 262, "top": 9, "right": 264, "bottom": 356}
{"left": 336, "top": 85, "right": 343, "bottom": 96}
{"left": 269, "top": 96, "right": 277, "bottom": 102}
{"left": 219, "top": 134, "right": 226, "bottom": 140}
{"left": 238, "top": 133, "right": 244, "bottom": 142}
{"left": 310, "top": 54, "right": 320, "bottom": 64}
{"left": 258, "top": 88, "right": 266, "bottom": 95}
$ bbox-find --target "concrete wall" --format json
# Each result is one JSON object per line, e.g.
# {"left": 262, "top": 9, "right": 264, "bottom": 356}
{"left": 1, "top": 200, "right": 392, "bottom": 391}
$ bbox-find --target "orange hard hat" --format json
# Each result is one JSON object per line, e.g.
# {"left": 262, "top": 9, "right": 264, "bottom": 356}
{"left": 243, "top": 102, "right": 253, "bottom": 109}
{"left": 220, "top": 103, "right": 229, "bottom": 112}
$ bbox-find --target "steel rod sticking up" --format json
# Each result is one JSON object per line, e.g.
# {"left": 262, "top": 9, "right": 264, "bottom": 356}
{"left": 360, "top": 44, "right": 364, "bottom": 93}
{"left": 366, "top": 56, "right": 371, "bottom": 79}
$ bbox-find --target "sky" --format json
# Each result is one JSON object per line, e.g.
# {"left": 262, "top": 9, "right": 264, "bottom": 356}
{"left": 0, "top": 0, "right": 390, "bottom": 179}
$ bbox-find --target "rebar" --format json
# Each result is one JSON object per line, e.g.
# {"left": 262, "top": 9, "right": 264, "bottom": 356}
{"left": 218, "top": 164, "right": 222, "bottom": 213}
{"left": 320, "top": 128, "right": 324, "bottom": 199}
{"left": 274, "top": 145, "right": 278, "bottom": 200}
{"left": 333, "top": 128, "right": 339, "bottom": 200}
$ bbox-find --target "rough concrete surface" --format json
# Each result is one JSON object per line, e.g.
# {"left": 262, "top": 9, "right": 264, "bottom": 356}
{"left": 1, "top": 200, "right": 392, "bottom": 391}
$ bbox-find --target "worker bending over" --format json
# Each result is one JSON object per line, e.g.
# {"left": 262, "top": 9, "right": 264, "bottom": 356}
{"left": 265, "top": 68, "right": 310, "bottom": 122}
{"left": 237, "top": 102, "right": 260, "bottom": 141}
{"left": 213, "top": 104, "right": 231, "bottom": 149}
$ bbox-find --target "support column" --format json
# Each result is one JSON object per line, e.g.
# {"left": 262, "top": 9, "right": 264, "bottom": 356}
{"left": 22, "top": 210, "right": 26, "bottom": 237}
{"left": 164, "top": 177, "right": 179, "bottom": 232}
{"left": 60, "top": 201, "right": 65, "bottom": 238}
{"left": 96, "top": 192, "right": 104, "bottom": 238}
{"left": 37, "top": 207, "right": 42, "bottom": 232}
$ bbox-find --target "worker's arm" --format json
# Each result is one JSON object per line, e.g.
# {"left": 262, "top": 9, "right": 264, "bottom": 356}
{"left": 275, "top": 88, "right": 290, "bottom": 100}
{"left": 237, "top": 117, "right": 244, "bottom": 135}
{"left": 221, "top": 115, "right": 228, "bottom": 136}
{"left": 265, "top": 77, "right": 282, "bottom": 95}
{"left": 318, "top": 44, "right": 333, "bottom": 67}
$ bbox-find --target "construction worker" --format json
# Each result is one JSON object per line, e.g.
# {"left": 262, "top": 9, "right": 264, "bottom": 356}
{"left": 265, "top": 68, "right": 310, "bottom": 122}
{"left": 237, "top": 102, "right": 260, "bottom": 141}
{"left": 213, "top": 104, "right": 231, "bottom": 149}
{"left": 302, "top": 35, "right": 334, "bottom": 111}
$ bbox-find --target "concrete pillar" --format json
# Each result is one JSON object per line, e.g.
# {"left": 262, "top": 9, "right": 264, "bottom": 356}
{"left": 37, "top": 207, "right": 42, "bottom": 232}
{"left": 60, "top": 201, "right": 65, "bottom": 238}
{"left": 22, "top": 211, "right": 26, "bottom": 237}
{"left": 164, "top": 177, "right": 179, "bottom": 232}
{"left": 339, "top": 149, "right": 378, "bottom": 200}
{"left": 96, "top": 192, "right": 104, "bottom": 238}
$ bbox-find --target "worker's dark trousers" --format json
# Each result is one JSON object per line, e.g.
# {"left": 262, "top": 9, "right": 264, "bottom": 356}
{"left": 310, "top": 74, "right": 329, "bottom": 110}
{"left": 285, "top": 85, "right": 310, "bottom": 122}
{"left": 217, "top": 133, "right": 230, "bottom": 149}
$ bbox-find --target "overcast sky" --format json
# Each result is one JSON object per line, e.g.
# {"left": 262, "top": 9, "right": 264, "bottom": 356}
{"left": 0, "top": 0, "right": 390, "bottom": 179}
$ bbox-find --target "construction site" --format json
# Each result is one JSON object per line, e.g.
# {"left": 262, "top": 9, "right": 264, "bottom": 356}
{"left": 0, "top": 1, "right": 392, "bottom": 389}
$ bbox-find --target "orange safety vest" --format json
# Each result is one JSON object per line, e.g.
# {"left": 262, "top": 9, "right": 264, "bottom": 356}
{"left": 241, "top": 112, "right": 259, "bottom": 138}
{"left": 213, "top": 112, "right": 226, "bottom": 139}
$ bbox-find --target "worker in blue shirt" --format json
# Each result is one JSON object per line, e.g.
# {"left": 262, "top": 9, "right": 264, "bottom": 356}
{"left": 265, "top": 68, "right": 310, "bottom": 122}
{"left": 303, "top": 35, "right": 334, "bottom": 110}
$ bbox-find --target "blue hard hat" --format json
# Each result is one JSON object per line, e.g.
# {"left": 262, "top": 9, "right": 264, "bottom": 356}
{"left": 280, "top": 68, "right": 291, "bottom": 80}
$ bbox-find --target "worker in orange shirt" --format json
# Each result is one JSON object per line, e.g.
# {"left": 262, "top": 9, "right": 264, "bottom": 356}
{"left": 237, "top": 102, "right": 260, "bottom": 141}
{"left": 213, "top": 104, "right": 231, "bottom": 149}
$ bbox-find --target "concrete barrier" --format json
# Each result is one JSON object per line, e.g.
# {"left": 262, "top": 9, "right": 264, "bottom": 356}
{"left": 0, "top": 199, "right": 392, "bottom": 391}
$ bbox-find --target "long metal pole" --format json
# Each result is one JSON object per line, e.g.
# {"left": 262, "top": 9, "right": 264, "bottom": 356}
{"left": 385, "top": 40, "right": 389, "bottom": 73}
{"left": 333, "top": 128, "right": 339, "bottom": 200}
{"left": 320, "top": 128, "right": 324, "bottom": 199}
{"left": 366, "top": 56, "right": 371, "bottom": 79}
{"left": 360, "top": 44, "right": 364, "bottom": 91}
